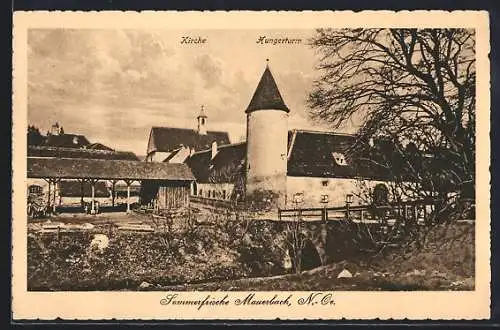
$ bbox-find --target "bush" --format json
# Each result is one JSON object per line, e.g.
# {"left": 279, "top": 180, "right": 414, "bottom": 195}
{"left": 27, "top": 217, "right": 286, "bottom": 290}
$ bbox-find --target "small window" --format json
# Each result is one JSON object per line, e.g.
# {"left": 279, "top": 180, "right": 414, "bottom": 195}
{"left": 199, "top": 189, "right": 203, "bottom": 196}
{"left": 28, "top": 185, "right": 43, "bottom": 194}
{"left": 222, "top": 190, "right": 226, "bottom": 199}
{"left": 332, "top": 152, "right": 348, "bottom": 166}
{"left": 201, "top": 118, "right": 205, "bottom": 125}
{"left": 208, "top": 190, "right": 211, "bottom": 198}
{"left": 321, "top": 180, "right": 329, "bottom": 187}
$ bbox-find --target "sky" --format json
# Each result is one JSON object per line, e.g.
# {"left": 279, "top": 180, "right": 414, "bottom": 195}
{"left": 28, "top": 29, "right": 357, "bottom": 156}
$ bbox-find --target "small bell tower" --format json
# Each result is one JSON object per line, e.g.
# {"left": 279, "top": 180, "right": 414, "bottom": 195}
{"left": 197, "top": 105, "right": 208, "bottom": 135}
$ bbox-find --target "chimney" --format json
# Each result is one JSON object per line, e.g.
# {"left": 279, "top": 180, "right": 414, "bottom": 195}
{"left": 211, "top": 141, "right": 218, "bottom": 160}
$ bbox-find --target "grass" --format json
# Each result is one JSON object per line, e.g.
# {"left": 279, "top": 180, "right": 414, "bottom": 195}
{"left": 152, "top": 222, "right": 475, "bottom": 291}
{"left": 27, "top": 213, "right": 474, "bottom": 291}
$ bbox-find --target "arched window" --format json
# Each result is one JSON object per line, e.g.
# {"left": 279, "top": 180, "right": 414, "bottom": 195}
{"left": 373, "top": 183, "right": 389, "bottom": 205}
{"left": 332, "top": 152, "right": 348, "bottom": 166}
{"left": 28, "top": 185, "right": 43, "bottom": 194}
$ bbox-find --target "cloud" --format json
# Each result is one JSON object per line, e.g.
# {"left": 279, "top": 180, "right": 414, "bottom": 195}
{"left": 193, "top": 54, "right": 222, "bottom": 89}
{"left": 27, "top": 29, "right": 336, "bottom": 155}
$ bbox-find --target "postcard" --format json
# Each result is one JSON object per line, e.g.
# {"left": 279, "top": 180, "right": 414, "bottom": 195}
{"left": 12, "top": 10, "right": 490, "bottom": 320}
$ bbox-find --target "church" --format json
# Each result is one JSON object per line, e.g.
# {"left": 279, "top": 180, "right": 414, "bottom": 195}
{"left": 147, "top": 62, "right": 393, "bottom": 209}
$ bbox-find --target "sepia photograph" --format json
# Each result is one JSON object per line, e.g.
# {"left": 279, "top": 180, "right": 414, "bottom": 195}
{"left": 12, "top": 11, "right": 490, "bottom": 320}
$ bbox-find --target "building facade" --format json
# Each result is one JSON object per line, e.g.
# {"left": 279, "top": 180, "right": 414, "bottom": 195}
{"left": 182, "top": 63, "right": 396, "bottom": 209}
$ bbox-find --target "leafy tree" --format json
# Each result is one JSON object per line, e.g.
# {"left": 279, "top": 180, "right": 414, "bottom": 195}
{"left": 27, "top": 125, "right": 45, "bottom": 146}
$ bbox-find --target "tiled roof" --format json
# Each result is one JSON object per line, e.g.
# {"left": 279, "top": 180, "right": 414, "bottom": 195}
{"left": 87, "top": 143, "right": 114, "bottom": 151}
{"left": 185, "top": 130, "right": 393, "bottom": 182}
{"left": 149, "top": 127, "right": 230, "bottom": 153}
{"left": 245, "top": 66, "right": 290, "bottom": 113}
{"left": 59, "top": 180, "right": 109, "bottom": 198}
{"left": 185, "top": 143, "right": 246, "bottom": 183}
{"left": 45, "top": 134, "right": 90, "bottom": 148}
{"left": 287, "top": 130, "right": 392, "bottom": 180}
{"left": 28, "top": 157, "right": 196, "bottom": 181}
{"left": 28, "top": 145, "right": 139, "bottom": 161}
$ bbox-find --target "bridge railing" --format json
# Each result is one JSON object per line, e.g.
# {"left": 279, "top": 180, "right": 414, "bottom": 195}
{"left": 277, "top": 199, "right": 474, "bottom": 223}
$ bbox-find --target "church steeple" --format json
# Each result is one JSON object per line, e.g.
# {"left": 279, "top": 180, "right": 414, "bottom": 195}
{"left": 197, "top": 105, "right": 208, "bottom": 135}
{"left": 245, "top": 60, "right": 290, "bottom": 114}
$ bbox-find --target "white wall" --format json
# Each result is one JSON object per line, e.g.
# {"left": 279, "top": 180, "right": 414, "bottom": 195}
{"left": 167, "top": 147, "right": 191, "bottom": 164}
{"left": 150, "top": 151, "right": 171, "bottom": 163}
{"left": 285, "top": 176, "right": 392, "bottom": 208}
{"left": 59, "top": 196, "right": 112, "bottom": 206}
{"left": 246, "top": 109, "right": 288, "bottom": 202}
{"left": 27, "top": 179, "right": 141, "bottom": 207}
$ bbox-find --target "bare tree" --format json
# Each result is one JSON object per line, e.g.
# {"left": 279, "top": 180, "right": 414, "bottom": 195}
{"left": 308, "top": 28, "right": 475, "bottom": 219}
{"left": 284, "top": 215, "right": 308, "bottom": 274}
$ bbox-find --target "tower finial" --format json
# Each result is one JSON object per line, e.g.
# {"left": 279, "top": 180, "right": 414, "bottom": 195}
{"left": 266, "top": 58, "right": 269, "bottom": 67}
{"left": 198, "top": 104, "right": 206, "bottom": 117}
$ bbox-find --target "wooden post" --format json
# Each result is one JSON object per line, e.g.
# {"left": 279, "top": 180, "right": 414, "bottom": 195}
{"left": 125, "top": 180, "right": 132, "bottom": 214}
{"left": 91, "top": 180, "right": 96, "bottom": 215}
{"left": 111, "top": 180, "right": 117, "bottom": 207}
{"left": 52, "top": 179, "right": 58, "bottom": 214}
{"left": 46, "top": 179, "right": 51, "bottom": 212}
{"left": 80, "top": 179, "right": 85, "bottom": 207}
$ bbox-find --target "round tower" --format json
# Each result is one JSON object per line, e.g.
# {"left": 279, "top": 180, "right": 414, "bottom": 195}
{"left": 245, "top": 61, "right": 289, "bottom": 207}
{"left": 197, "top": 105, "right": 208, "bottom": 135}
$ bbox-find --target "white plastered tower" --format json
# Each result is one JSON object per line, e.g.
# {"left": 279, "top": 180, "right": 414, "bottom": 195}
{"left": 245, "top": 61, "right": 289, "bottom": 207}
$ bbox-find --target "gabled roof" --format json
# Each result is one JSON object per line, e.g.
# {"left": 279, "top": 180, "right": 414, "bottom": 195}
{"left": 287, "top": 130, "right": 392, "bottom": 180}
{"left": 87, "top": 142, "right": 114, "bottom": 151}
{"left": 184, "top": 130, "right": 393, "bottom": 182}
{"left": 59, "top": 181, "right": 109, "bottom": 198}
{"left": 27, "top": 157, "right": 196, "bottom": 181}
{"left": 245, "top": 66, "right": 290, "bottom": 113}
{"left": 45, "top": 134, "right": 90, "bottom": 148}
{"left": 28, "top": 145, "right": 139, "bottom": 161}
{"left": 185, "top": 143, "right": 246, "bottom": 183}
{"left": 149, "top": 127, "right": 230, "bottom": 153}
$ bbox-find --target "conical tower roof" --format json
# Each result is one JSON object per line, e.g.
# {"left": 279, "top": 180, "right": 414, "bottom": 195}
{"left": 245, "top": 63, "right": 290, "bottom": 114}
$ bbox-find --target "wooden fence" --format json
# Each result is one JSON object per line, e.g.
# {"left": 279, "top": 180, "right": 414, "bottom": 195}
{"left": 278, "top": 199, "right": 474, "bottom": 223}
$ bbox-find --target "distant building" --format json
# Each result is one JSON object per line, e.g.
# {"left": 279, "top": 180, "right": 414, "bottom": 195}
{"left": 45, "top": 122, "right": 91, "bottom": 149}
{"left": 27, "top": 124, "right": 143, "bottom": 210}
{"left": 183, "top": 62, "right": 394, "bottom": 208}
{"left": 145, "top": 106, "right": 230, "bottom": 163}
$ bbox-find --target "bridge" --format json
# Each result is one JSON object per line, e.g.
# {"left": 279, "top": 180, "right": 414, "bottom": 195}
{"left": 189, "top": 196, "right": 475, "bottom": 272}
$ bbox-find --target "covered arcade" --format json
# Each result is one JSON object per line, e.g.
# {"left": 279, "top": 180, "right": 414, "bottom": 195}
{"left": 27, "top": 157, "right": 195, "bottom": 214}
